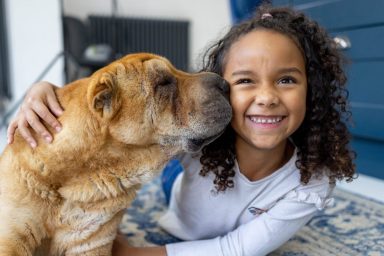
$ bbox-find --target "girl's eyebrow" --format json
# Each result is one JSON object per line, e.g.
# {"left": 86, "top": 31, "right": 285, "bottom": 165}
{"left": 230, "top": 70, "right": 254, "bottom": 76}
{"left": 277, "top": 67, "right": 304, "bottom": 75}
{"left": 229, "top": 67, "right": 304, "bottom": 77}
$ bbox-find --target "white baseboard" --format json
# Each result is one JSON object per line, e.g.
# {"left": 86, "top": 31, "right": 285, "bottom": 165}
{"left": 337, "top": 174, "right": 384, "bottom": 202}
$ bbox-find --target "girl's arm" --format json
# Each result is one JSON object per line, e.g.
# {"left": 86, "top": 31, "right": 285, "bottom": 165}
{"left": 163, "top": 178, "right": 332, "bottom": 256}
{"left": 7, "top": 81, "right": 63, "bottom": 147}
{"left": 112, "top": 234, "right": 167, "bottom": 256}
{"left": 164, "top": 202, "right": 316, "bottom": 256}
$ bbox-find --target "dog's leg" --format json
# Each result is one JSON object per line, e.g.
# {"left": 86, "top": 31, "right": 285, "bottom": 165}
{"left": 0, "top": 244, "right": 31, "bottom": 256}
{"left": 0, "top": 231, "right": 38, "bottom": 256}
{"left": 0, "top": 205, "right": 46, "bottom": 256}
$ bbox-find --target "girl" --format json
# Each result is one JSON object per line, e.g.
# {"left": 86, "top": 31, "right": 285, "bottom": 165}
{"left": 8, "top": 4, "right": 355, "bottom": 256}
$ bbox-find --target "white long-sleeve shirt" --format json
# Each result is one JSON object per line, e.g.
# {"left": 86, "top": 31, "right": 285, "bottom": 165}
{"left": 158, "top": 149, "right": 334, "bottom": 256}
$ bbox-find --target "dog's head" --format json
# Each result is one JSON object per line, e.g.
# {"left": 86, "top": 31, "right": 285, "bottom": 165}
{"left": 87, "top": 53, "right": 232, "bottom": 153}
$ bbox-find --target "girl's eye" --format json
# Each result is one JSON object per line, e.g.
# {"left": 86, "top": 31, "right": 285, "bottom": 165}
{"left": 278, "top": 77, "right": 297, "bottom": 85}
{"left": 234, "top": 78, "right": 252, "bottom": 85}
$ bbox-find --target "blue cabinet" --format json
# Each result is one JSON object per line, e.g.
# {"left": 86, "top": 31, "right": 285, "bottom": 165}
{"left": 273, "top": 0, "right": 384, "bottom": 179}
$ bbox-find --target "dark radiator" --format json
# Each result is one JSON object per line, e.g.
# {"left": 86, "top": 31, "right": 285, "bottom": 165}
{"left": 0, "top": 0, "right": 10, "bottom": 100}
{"left": 88, "top": 15, "right": 190, "bottom": 71}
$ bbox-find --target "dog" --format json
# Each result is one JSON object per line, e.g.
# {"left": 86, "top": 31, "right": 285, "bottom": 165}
{"left": 0, "top": 53, "right": 232, "bottom": 255}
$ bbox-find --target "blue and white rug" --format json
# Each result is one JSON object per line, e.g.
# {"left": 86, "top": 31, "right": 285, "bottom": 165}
{"left": 120, "top": 177, "right": 384, "bottom": 255}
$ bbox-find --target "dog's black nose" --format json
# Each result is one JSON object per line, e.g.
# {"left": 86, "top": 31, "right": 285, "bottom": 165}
{"left": 202, "top": 73, "right": 229, "bottom": 96}
{"left": 217, "top": 78, "right": 230, "bottom": 94}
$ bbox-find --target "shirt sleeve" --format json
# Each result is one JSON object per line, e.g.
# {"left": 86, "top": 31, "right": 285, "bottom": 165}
{"left": 165, "top": 178, "right": 334, "bottom": 256}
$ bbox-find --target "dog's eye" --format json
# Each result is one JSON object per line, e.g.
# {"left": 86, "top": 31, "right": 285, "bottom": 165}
{"left": 156, "top": 76, "right": 175, "bottom": 88}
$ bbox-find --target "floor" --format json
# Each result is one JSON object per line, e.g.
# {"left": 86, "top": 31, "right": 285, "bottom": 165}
{"left": 0, "top": 127, "right": 383, "bottom": 203}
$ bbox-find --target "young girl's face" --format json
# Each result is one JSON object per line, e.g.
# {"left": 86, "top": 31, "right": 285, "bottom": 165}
{"left": 223, "top": 29, "right": 307, "bottom": 153}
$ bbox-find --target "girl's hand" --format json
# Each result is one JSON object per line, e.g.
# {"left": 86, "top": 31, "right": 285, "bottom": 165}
{"left": 112, "top": 233, "right": 167, "bottom": 256}
{"left": 7, "top": 81, "right": 63, "bottom": 148}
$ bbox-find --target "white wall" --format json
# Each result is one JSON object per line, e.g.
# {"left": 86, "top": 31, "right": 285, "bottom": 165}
{"left": 63, "top": 0, "right": 232, "bottom": 70}
{"left": 0, "top": 0, "right": 64, "bottom": 149}
{"left": 5, "top": 0, "right": 64, "bottom": 102}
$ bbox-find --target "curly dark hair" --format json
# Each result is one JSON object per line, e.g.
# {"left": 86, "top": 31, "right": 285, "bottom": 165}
{"left": 199, "top": 4, "right": 356, "bottom": 192}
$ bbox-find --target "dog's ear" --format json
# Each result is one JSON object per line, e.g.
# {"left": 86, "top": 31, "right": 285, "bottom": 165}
{"left": 88, "top": 72, "right": 121, "bottom": 120}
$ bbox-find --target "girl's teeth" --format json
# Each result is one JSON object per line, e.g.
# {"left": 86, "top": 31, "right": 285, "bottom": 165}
{"left": 250, "top": 117, "right": 283, "bottom": 124}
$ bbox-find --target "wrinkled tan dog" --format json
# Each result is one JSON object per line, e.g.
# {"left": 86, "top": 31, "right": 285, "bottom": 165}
{"left": 0, "top": 53, "right": 232, "bottom": 255}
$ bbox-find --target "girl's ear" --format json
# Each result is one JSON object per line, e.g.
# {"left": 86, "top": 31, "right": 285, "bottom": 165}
{"left": 88, "top": 72, "right": 121, "bottom": 120}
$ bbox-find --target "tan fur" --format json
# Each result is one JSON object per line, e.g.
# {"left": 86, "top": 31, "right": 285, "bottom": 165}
{"left": 0, "top": 53, "right": 232, "bottom": 256}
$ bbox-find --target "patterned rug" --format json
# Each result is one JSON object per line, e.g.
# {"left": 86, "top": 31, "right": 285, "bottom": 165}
{"left": 120, "top": 176, "right": 384, "bottom": 255}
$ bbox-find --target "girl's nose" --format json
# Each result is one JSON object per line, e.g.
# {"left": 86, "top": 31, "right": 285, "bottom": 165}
{"left": 254, "top": 85, "right": 279, "bottom": 107}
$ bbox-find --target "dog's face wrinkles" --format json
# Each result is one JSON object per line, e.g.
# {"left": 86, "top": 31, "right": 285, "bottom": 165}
{"left": 97, "top": 53, "right": 232, "bottom": 153}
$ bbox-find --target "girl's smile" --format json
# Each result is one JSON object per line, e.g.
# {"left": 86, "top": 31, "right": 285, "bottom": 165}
{"left": 246, "top": 115, "right": 286, "bottom": 130}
